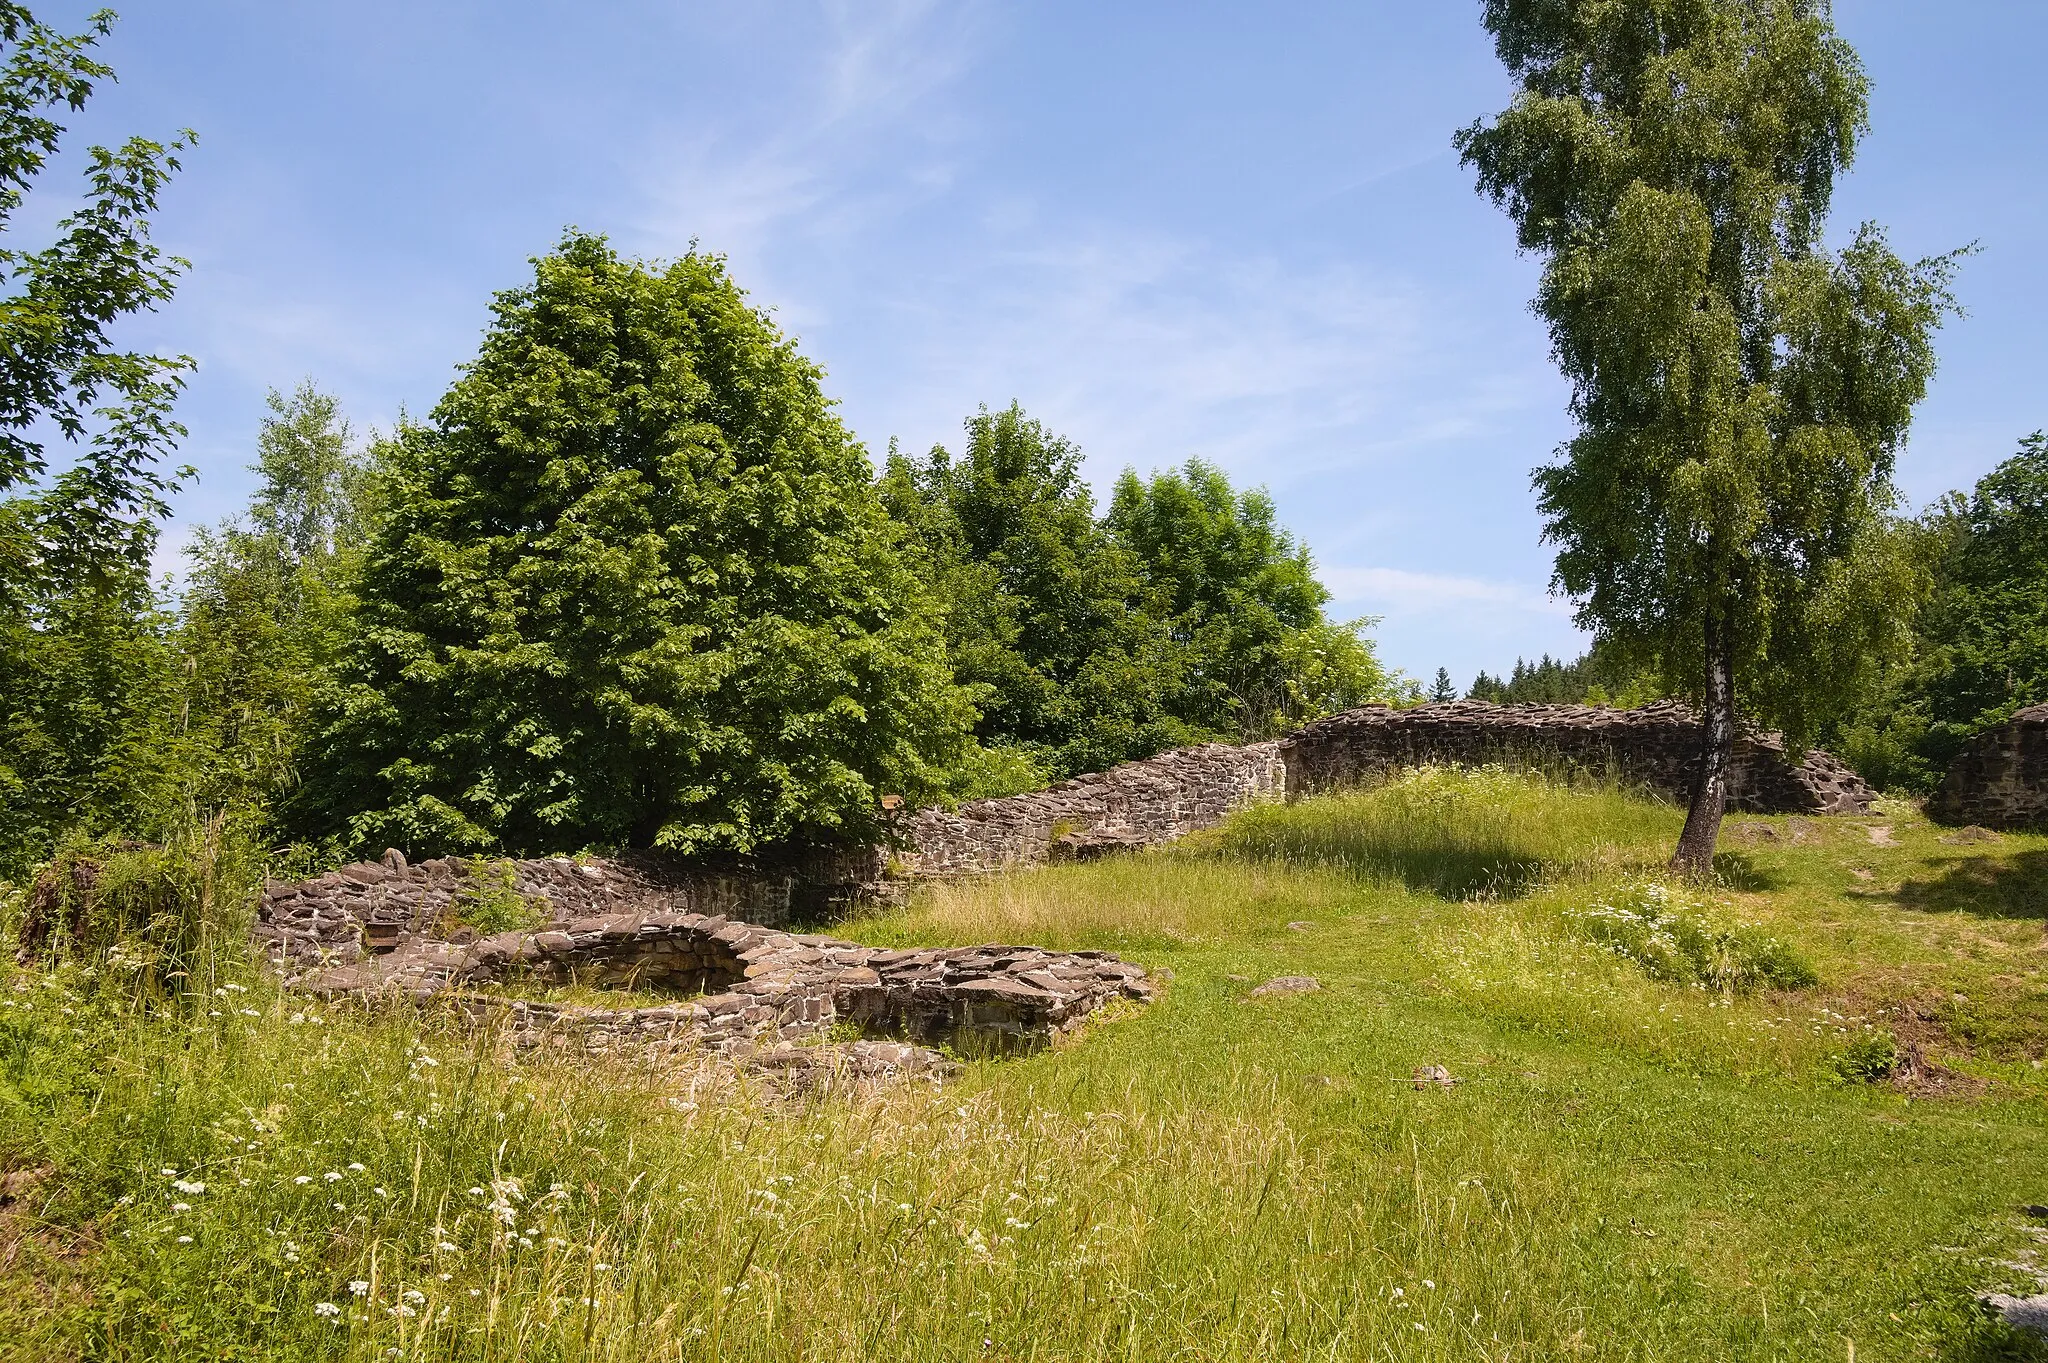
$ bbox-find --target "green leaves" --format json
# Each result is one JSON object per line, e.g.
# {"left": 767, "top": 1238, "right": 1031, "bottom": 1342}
{"left": 1463, "top": 0, "right": 1955, "bottom": 750}
{"left": 300, "top": 233, "right": 972, "bottom": 859}
{"left": 884, "top": 408, "right": 1394, "bottom": 783}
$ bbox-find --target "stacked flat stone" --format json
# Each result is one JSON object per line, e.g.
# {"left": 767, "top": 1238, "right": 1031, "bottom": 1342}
{"left": 281, "top": 904, "right": 1153, "bottom": 1055}
{"left": 1279, "top": 700, "right": 1876, "bottom": 815}
{"left": 255, "top": 847, "right": 887, "bottom": 963}
{"left": 900, "top": 740, "right": 1285, "bottom": 876}
{"left": 1930, "top": 704, "right": 2048, "bottom": 829}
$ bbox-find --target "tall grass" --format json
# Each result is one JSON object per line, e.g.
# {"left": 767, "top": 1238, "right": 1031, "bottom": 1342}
{"left": 5, "top": 814, "right": 267, "bottom": 997}
{"left": 2, "top": 981, "right": 1620, "bottom": 1362}
{"left": 7, "top": 776, "right": 2048, "bottom": 1360}
{"left": 1195, "top": 765, "right": 1680, "bottom": 897}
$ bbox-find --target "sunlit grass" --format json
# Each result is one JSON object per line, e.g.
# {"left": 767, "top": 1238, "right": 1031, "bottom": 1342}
{"left": 1193, "top": 765, "right": 1681, "bottom": 897}
{"left": 6, "top": 774, "right": 2048, "bottom": 1360}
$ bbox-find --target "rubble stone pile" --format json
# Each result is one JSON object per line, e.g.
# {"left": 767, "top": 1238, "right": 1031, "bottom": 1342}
{"left": 1930, "top": 704, "right": 2048, "bottom": 829}
{"left": 1280, "top": 700, "right": 1876, "bottom": 815}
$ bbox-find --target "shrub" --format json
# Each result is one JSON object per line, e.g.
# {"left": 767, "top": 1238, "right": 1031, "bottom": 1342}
{"left": 1831, "top": 1029, "right": 1903, "bottom": 1083}
{"left": 1570, "top": 881, "right": 1817, "bottom": 993}
{"left": 443, "top": 858, "right": 548, "bottom": 937}
{"left": 6, "top": 816, "right": 264, "bottom": 993}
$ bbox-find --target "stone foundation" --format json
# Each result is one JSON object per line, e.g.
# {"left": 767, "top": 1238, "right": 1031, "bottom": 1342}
{"left": 1930, "top": 705, "right": 2048, "bottom": 829}
{"left": 256, "top": 700, "right": 1887, "bottom": 1061}
{"left": 279, "top": 903, "right": 1153, "bottom": 1055}
{"left": 254, "top": 846, "right": 884, "bottom": 964}
{"left": 1279, "top": 700, "right": 1875, "bottom": 815}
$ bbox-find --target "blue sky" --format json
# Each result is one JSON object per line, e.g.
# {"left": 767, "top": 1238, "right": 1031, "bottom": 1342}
{"left": 54, "top": 1, "right": 2048, "bottom": 687}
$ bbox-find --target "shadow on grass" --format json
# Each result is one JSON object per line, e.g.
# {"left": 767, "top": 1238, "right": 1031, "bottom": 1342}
{"left": 1889, "top": 851, "right": 2048, "bottom": 922}
{"left": 1708, "top": 851, "right": 1787, "bottom": 893}
{"left": 1936, "top": 1317, "right": 2048, "bottom": 1363}
{"left": 1202, "top": 770, "right": 1681, "bottom": 901}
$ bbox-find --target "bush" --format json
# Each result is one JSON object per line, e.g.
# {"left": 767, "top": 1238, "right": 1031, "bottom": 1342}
{"left": 1570, "top": 881, "right": 1818, "bottom": 994}
{"left": 6, "top": 816, "right": 264, "bottom": 994}
{"left": 1831, "top": 1029, "right": 1903, "bottom": 1083}
{"left": 443, "top": 858, "right": 548, "bottom": 936}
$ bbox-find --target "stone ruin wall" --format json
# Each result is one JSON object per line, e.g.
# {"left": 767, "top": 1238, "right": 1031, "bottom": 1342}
{"left": 254, "top": 846, "right": 885, "bottom": 964}
{"left": 897, "top": 740, "right": 1285, "bottom": 877}
{"left": 269, "top": 890, "right": 1155, "bottom": 1056}
{"left": 1279, "top": 700, "right": 1877, "bottom": 816}
{"left": 255, "top": 700, "right": 1887, "bottom": 1056}
{"left": 1929, "top": 704, "right": 2048, "bottom": 830}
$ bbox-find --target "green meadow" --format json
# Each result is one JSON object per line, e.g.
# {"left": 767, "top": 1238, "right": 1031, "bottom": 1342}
{"left": 6, "top": 769, "right": 2047, "bottom": 1362}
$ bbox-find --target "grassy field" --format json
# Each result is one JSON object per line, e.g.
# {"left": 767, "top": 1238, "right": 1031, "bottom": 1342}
{"left": 5, "top": 768, "right": 2048, "bottom": 1361}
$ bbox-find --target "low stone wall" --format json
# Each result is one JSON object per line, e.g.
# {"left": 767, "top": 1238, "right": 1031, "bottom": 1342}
{"left": 1279, "top": 700, "right": 1876, "bottom": 815}
{"left": 286, "top": 907, "right": 1154, "bottom": 1055}
{"left": 899, "top": 741, "right": 1285, "bottom": 876}
{"left": 1930, "top": 705, "right": 2048, "bottom": 829}
{"left": 255, "top": 846, "right": 883, "bottom": 964}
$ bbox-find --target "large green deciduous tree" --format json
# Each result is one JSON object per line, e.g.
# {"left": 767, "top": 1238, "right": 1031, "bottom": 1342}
{"left": 883, "top": 407, "right": 1396, "bottom": 784}
{"left": 1456, "top": 0, "right": 1958, "bottom": 873}
{"left": 880, "top": 404, "right": 1191, "bottom": 782}
{"left": 1106, "top": 458, "right": 1390, "bottom": 737}
{"left": 303, "top": 233, "right": 971, "bottom": 859}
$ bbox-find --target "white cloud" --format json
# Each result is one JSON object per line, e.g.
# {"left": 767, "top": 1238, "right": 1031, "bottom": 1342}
{"left": 855, "top": 225, "right": 1463, "bottom": 490}
{"left": 624, "top": 0, "right": 989, "bottom": 286}
{"left": 1321, "top": 565, "right": 1574, "bottom": 617}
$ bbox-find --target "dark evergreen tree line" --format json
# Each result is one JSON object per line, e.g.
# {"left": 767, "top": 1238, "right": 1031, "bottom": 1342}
{"left": 1465, "top": 648, "right": 1655, "bottom": 707}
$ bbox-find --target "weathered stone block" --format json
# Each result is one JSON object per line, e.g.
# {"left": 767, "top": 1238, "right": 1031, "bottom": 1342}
{"left": 1930, "top": 705, "right": 2048, "bottom": 830}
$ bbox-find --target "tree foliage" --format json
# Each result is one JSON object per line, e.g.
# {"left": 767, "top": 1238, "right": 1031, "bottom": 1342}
{"left": 0, "top": 3, "right": 193, "bottom": 594}
{"left": 1468, "top": 645, "right": 1660, "bottom": 706}
{"left": 880, "top": 404, "right": 1187, "bottom": 780}
{"left": 179, "top": 384, "right": 373, "bottom": 819}
{"left": 299, "top": 233, "right": 972, "bottom": 859}
{"left": 1456, "top": 0, "right": 1957, "bottom": 869}
{"left": 1830, "top": 432, "right": 2048, "bottom": 791}
{"left": 884, "top": 406, "right": 1394, "bottom": 782}
{"left": 0, "top": 4, "right": 195, "bottom": 875}
{"left": 1107, "top": 458, "right": 1389, "bottom": 738}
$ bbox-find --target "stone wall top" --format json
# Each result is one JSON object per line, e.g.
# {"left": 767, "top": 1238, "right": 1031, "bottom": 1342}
{"left": 897, "top": 740, "right": 1284, "bottom": 877}
{"left": 1279, "top": 699, "right": 1876, "bottom": 815}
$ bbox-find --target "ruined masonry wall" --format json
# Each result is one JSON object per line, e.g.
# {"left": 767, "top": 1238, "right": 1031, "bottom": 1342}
{"left": 898, "top": 741, "right": 1285, "bottom": 877}
{"left": 1279, "top": 700, "right": 1876, "bottom": 815}
{"left": 1930, "top": 704, "right": 2048, "bottom": 829}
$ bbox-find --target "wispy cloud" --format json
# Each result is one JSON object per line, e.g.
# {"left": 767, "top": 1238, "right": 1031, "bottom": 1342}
{"left": 859, "top": 224, "right": 1472, "bottom": 489}
{"left": 626, "top": 0, "right": 989, "bottom": 289}
{"left": 1322, "top": 565, "right": 1574, "bottom": 617}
